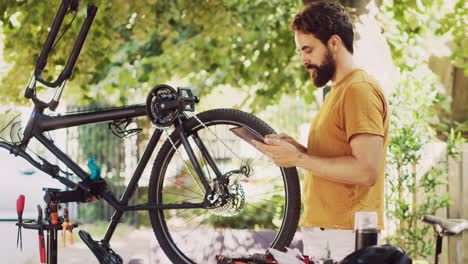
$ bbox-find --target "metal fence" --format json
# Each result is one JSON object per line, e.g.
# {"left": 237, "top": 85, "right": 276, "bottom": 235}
{"left": 65, "top": 105, "right": 142, "bottom": 226}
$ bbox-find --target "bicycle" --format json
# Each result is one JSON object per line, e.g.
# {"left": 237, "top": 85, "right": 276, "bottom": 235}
{"left": 338, "top": 215, "right": 468, "bottom": 264}
{"left": 0, "top": 0, "right": 301, "bottom": 263}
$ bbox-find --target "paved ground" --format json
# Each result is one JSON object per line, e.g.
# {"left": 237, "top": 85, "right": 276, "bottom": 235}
{"left": 8, "top": 226, "right": 303, "bottom": 264}
{"left": 149, "top": 230, "right": 303, "bottom": 264}
{"left": 17, "top": 227, "right": 154, "bottom": 264}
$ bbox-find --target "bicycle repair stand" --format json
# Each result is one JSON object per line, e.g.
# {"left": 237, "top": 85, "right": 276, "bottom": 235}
{"left": 16, "top": 187, "right": 123, "bottom": 264}
{"left": 16, "top": 188, "right": 78, "bottom": 264}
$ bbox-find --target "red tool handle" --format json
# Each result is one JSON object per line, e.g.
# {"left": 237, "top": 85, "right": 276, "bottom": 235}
{"left": 39, "top": 235, "right": 46, "bottom": 263}
{"left": 16, "top": 195, "right": 25, "bottom": 220}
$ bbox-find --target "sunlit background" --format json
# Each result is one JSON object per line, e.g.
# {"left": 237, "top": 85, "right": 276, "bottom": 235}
{"left": 0, "top": 0, "right": 467, "bottom": 263}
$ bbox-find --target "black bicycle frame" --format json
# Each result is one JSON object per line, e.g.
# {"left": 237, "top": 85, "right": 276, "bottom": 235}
{"left": 1, "top": 103, "right": 221, "bottom": 243}
{"left": 1, "top": 0, "right": 221, "bottom": 245}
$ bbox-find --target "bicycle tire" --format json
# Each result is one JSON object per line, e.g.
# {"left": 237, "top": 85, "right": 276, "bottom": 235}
{"left": 148, "top": 108, "right": 301, "bottom": 264}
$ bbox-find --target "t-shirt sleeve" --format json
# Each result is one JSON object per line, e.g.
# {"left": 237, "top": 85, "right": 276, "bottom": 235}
{"left": 342, "top": 82, "right": 386, "bottom": 142}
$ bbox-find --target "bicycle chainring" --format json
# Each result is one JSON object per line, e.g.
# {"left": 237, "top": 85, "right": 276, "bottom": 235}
{"left": 146, "top": 84, "right": 181, "bottom": 127}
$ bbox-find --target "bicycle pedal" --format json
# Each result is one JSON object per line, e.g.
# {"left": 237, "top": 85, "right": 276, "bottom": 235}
{"left": 78, "top": 230, "right": 123, "bottom": 264}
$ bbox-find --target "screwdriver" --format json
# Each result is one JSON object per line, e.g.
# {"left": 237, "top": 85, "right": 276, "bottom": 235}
{"left": 16, "top": 195, "right": 25, "bottom": 251}
{"left": 37, "top": 205, "right": 46, "bottom": 264}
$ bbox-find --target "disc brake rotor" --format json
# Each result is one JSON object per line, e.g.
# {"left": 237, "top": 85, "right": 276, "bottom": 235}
{"left": 209, "top": 172, "right": 246, "bottom": 217}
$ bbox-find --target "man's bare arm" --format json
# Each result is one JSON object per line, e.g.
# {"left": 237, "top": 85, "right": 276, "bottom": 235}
{"left": 295, "top": 133, "right": 384, "bottom": 186}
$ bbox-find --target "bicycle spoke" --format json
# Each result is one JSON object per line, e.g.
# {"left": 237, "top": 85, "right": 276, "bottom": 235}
{"left": 200, "top": 129, "right": 221, "bottom": 172}
{"left": 203, "top": 215, "right": 219, "bottom": 263}
{"left": 223, "top": 125, "right": 229, "bottom": 162}
{"left": 168, "top": 208, "right": 190, "bottom": 218}
{"left": 182, "top": 210, "right": 210, "bottom": 235}
{"left": 163, "top": 179, "right": 204, "bottom": 198}
{"left": 161, "top": 191, "right": 202, "bottom": 200}
{"left": 256, "top": 174, "right": 284, "bottom": 186}
{"left": 245, "top": 203, "right": 283, "bottom": 219}
{"left": 247, "top": 229, "right": 266, "bottom": 252}
{"left": 192, "top": 137, "right": 215, "bottom": 182}
{"left": 248, "top": 188, "right": 286, "bottom": 199}
{"left": 150, "top": 114, "right": 299, "bottom": 264}
{"left": 163, "top": 197, "right": 201, "bottom": 206}
{"left": 252, "top": 196, "right": 286, "bottom": 206}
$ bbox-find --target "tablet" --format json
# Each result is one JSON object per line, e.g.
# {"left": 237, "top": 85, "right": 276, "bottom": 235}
{"left": 229, "top": 127, "right": 265, "bottom": 147}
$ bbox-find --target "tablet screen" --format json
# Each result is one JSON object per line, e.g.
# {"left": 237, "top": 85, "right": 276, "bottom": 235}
{"left": 229, "top": 127, "right": 265, "bottom": 147}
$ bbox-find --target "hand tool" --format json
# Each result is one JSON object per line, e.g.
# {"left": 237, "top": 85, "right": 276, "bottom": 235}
{"left": 61, "top": 208, "right": 74, "bottom": 248}
{"left": 37, "top": 205, "right": 46, "bottom": 263}
{"left": 16, "top": 195, "right": 25, "bottom": 251}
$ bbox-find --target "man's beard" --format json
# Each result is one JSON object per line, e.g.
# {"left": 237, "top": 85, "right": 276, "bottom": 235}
{"left": 306, "top": 49, "right": 336, "bottom": 88}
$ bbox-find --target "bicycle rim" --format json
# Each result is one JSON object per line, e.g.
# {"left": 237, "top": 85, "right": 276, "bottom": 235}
{"left": 149, "top": 109, "right": 300, "bottom": 264}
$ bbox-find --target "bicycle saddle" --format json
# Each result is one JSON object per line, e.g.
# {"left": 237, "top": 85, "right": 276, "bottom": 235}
{"left": 423, "top": 215, "right": 468, "bottom": 236}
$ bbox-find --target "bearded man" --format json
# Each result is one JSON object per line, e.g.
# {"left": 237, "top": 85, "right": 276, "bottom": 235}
{"left": 254, "top": 1, "right": 389, "bottom": 261}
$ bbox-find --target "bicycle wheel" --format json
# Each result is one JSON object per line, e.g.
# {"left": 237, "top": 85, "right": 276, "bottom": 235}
{"left": 148, "top": 108, "right": 300, "bottom": 264}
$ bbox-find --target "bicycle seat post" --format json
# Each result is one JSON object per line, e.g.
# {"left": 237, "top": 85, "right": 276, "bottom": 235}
{"left": 434, "top": 231, "right": 442, "bottom": 264}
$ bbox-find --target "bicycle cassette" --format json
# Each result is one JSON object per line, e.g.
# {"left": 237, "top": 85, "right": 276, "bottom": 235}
{"left": 146, "top": 84, "right": 181, "bottom": 127}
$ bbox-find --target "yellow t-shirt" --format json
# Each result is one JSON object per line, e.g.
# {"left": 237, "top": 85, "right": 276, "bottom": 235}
{"left": 300, "top": 69, "right": 389, "bottom": 230}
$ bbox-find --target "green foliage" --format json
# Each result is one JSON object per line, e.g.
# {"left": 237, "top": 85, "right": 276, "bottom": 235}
{"left": 384, "top": 72, "right": 440, "bottom": 259}
{"left": 379, "top": 0, "right": 455, "bottom": 67}
{"left": 0, "top": 0, "right": 311, "bottom": 111}
{"left": 437, "top": 0, "right": 468, "bottom": 73}
{"left": 379, "top": 0, "right": 466, "bottom": 260}
{"left": 446, "top": 127, "right": 465, "bottom": 160}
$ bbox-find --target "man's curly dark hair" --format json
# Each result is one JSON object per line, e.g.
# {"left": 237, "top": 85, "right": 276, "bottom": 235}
{"left": 290, "top": 1, "right": 354, "bottom": 54}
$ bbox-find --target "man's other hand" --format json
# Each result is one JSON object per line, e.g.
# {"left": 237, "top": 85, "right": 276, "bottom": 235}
{"left": 265, "top": 133, "right": 307, "bottom": 153}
